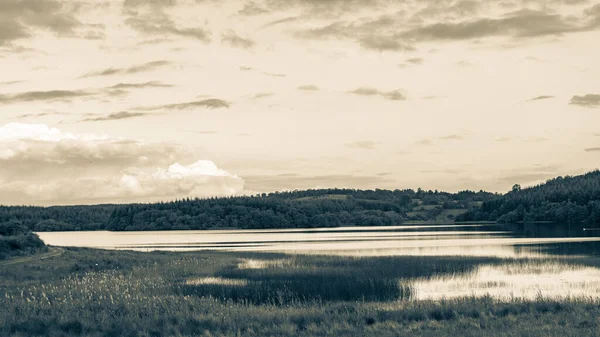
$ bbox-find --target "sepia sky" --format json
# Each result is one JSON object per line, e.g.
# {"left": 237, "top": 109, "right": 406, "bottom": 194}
{"left": 1, "top": 0, "right": 599, "bottom": 205}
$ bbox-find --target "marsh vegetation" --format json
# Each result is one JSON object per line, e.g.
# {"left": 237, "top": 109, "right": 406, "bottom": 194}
{"left": 2, "top": 247, "right": 600, "bottom": 336}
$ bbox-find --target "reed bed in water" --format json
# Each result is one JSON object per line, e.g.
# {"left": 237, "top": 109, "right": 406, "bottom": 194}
{"left": 2, "top": 248, "right": 600, "bottom": 336}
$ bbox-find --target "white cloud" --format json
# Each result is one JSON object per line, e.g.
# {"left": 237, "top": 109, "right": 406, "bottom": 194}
{"left": 0, "top": 123, "right": 244, "bottom": 205}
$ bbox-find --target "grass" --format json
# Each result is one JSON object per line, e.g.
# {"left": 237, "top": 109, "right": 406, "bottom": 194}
{"left": 1, "top": 248, "right": 600, "bottom": 336}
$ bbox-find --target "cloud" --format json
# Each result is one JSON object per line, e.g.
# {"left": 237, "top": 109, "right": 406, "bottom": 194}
{"left": 107, "top": 81, "right": 173, "bottom": 89}
{"left": 298, "top": 85, "right": 319, "bottom": 91}
{"left": 0, "top": 123, "right": 243, "bottom": 204}
{"left": 262, "top": 16, "right": 298, "bottom": 28}
{"left": 243, "top": 173, "right": 392, "bottom": 192}
{"left": 346, "top": 141, "right": 379, "bottom": 150}
{"left": 240, "top": 66, "right": 254, "bottom": 71}
{"left": 250, "top": 92, "right": 273, "bottom": 100}
{"left": 81, "top": 60, "right": 170, "bottom": 77}
{"left": 262, "top": 72, "right": 286, "bottom": 77}
{"left": 402, "top": 8, "right": 600, "bottom": 41}
{"left": 498, "top": 173, "right": 557, "bottom": 184}
{"left": 495, "top": 137, "right": 513, "bottom": 142}
{"left": 239, "top": 2, "right": 269, "bottom": 16}
{"left": 296, "top": 21, "right": 414, "bottom": 52}
{"left": 439, "top": 134, "right": 464, "bottom": 140}
{"left": 570, "top": 94, "right": 600, "bottom": 107}
{"left": 221, "top": 30, "right": 255, "bottom": 49}
{"left": 17, "top": 111, "right": 71, "bottom": 119}
{"left": 349, "top": 87, "right": 406, "bottom": 101}
{"left": 584, "top": 147, "right": 600, "bottom": 152}
{"left": 0, "top": 0, "right": 82, "bottom": 45}
{"left": 125, "top": 10, "right": 210, "bottom": 42}
{"left": 0, "top": 90, "right": 92, "bottom": 104}
{"left": 405, "top": 57, "right": 424, "bottom": 65}
{"left": 529, "top": 95, "right": 554, "bottom": 101}
{"left": 138, "top": 98, "right": 230, "bottom": 111}
{"left": 83, "top": 111, "right": 148, "bottom": 122}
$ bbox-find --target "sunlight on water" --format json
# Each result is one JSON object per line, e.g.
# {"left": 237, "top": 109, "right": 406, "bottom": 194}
{"left": 238, "top": 258, "right": 294, "bottom": 269}
{"left": 36, "top": 226, "right": 600, "bottom": 258}
{"left": 412, "top": 262, "right": 600, "bottom": 301}
{"left": 185, "top": 277, "right": 248, "bottom": 286}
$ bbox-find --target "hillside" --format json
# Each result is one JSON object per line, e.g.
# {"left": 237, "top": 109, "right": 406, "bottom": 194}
{"left": 106, "top": 189, "right": 493, "bottom": 231}
{"left": 0, "top": 220, "right": 47, "bottom": 260}
{"left": 457, "top": 170, "right": 600, "bottom": 225}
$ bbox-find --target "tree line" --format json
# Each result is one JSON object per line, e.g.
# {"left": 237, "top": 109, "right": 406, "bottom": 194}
{"left": 457, "top": 170, "right": 600, "bottom": 225}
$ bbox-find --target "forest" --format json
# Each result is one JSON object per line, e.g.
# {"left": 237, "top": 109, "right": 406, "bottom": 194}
{"left": 1, "top": 170, "right": 599, "bottom": 231}
{"left": 0, "top": 189, "right": 492, "bottom": 231}
{"left": 457, "top": 170, "right": 600, "bottom": 225}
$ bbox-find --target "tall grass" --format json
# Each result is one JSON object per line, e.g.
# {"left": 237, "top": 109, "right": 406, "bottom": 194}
{"left": 1, "top": 248, "right": 600, "bottom": 336}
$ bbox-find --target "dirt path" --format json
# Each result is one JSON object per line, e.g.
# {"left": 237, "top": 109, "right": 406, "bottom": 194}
{"left": 0, "top": 247, "right": 64, "bottom": 266}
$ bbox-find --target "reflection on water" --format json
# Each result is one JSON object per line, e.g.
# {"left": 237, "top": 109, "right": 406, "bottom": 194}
{"left": 412, "top": 261, "right": 600, "bottom": 301}
{"left": 36, "top": 223, "right": 600, "bottom": 302}
{"left": 36, "top": 223, "right": 600, "bottom": 258}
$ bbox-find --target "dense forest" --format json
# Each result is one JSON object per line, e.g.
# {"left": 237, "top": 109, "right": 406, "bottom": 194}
{"left": 0, "top": 220, "right": 46, "bottom": 260}
{"left": 457, "top": 170, "right": 600, "bottom": 225}
{"left": 1, "top": 170, "right": 599, "bottom": 231}
{"left": 106, "top": 189, "right": 493, "bottom": 231}
{"left": 0, "top": 189, "right": 493, "bottom": 231}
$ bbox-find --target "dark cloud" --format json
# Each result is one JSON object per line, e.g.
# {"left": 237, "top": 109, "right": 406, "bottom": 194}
{"left": 0, "top": 0, "right": 81, "bottom": 45}
{"left": 358, "top": 35, "right": 415, "bottom": 52}
{"left": 376, "top": 172, "right": 392, "bottom": 176}
{"left": 139, "top": 98, "right": 230, "bottom": 111}
{"left": 570, "top": 94, "right": 600, "bottom": 107}
{"left": 298, "top": 85, "right": 319, "bottom": 91}
{"left": 240, "top": 66, "right": 253, "bottom": 71}
{"left": 346, "top": 141, "right": 379, "bottom": 150}
{"left": 239, "top": 1, "right": 269, "bottom": 16}
{"left": 584, "top": 147, "right": 600, "bottom": 152}
{"left": 83, "top": 111, "right": 148, "bottom": 122}
{"left": 402, "top": 9, "right": 599, "bottom": 41}
{"left": 529, "top": 95, "right": 554, "bottom": 101}
{"left": 349, "top": 87, "right": 406, "bottom": 101}
{"left": 0, "top": 90, "right": 92, "bottom": 104}
{"left": 107, "top": 81, "right": 173, "bottom": 89}
{"left": 221, "top": 30, "right": 255, "bottom": 49}
{"left": 296, "top": 21, "right": 415, "bottom": 52}
{"left": 81, "top": 60, "right": 170, "bottom": 77}
{"left": 123, "top": 0, "right": 210, "bottom": 42}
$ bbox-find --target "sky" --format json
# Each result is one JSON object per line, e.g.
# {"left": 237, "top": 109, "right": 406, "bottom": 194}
{"left": 0, "top": 0, "right": 599, "bottom": 205}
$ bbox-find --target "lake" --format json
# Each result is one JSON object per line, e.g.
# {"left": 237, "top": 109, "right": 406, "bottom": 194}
{"left": 37, "top": 223, "right": 600, "bottom": 301}
{"left": 37, "top": 223, "right": 600, "bottom": 258}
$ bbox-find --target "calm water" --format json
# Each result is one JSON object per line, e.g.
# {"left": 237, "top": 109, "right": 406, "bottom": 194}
{"left": 37, "top": 223, "right": 600, "bottom": 301}
{"left": 37, "top": 223, "right": 600, "bottom": 258}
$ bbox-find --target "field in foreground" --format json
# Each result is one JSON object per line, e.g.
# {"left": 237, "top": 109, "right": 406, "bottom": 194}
{"left": 1, "top": 248, "right": 600, "bottom": 337}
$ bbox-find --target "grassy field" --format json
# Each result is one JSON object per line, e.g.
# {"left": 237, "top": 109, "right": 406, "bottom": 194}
{"left": 1, "top": 248, "right": 600, "bottom": 336}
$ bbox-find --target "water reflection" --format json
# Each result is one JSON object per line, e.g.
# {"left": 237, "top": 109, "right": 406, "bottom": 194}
{"left": 36, "top": 223, "right": 600, "bottom": 258}
{"left": 412, "top": 261, "right": 600, "bottom": 300}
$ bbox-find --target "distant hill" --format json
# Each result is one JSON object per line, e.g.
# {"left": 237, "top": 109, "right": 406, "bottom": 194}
{"left": 10, "top": 170, "right": 600, "bottom": 232}
{"left": 457, "top": 170, "right": 600, "bottom": 225}
{"left": 106, "top": 188, "right": 494, "bottom": 231}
